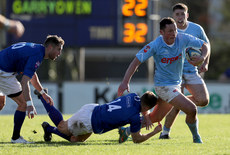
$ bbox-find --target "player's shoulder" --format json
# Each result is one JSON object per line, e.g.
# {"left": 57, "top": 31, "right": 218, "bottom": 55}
{"left": 188, "top": 21, "right": 204, "bottom": 31}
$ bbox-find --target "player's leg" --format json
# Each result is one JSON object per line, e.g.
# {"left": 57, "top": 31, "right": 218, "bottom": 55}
{"left": 34, "top": 90, "right": 71, "bottom": 141}
{"left": 39, "top": 96, "right": 64, "bottom": 126}
{"left": 0, "top": 72, "right": 31, "bottom": 143}
{"left": 184, "top": 73, "right": 209, "bottom": 107}
{"left": 0, "top": 95, "right": 6, "bottom": 110}
{"left": 160, "top": 81, "right": 187, "bottom": 139}
{"left": 169, "top": 94, "right": 202, "bottom": 143}
{"left": 42, "top": 121, "right": 71, "bottom": 142}
{"left": 185, "top": 84, "right": 209, "bottom": 107}
{"left": 10, "top": 92, "right": 30, "bottom": 143}
{"left": 159, "top": 107, "right": 180, "bottom": 139}
{"left": 149, "top": 98, "right": 173, "bottom": 123}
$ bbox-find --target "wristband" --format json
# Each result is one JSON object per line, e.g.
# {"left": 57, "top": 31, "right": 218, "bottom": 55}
{"left": 40, "top": 89, "right": 46, "bottom": 95}
{"left": 4, "top": 19, "right": 10, "bottom": 30}
{"left": 27, "top": 100, "right": 33, "bottom": 106}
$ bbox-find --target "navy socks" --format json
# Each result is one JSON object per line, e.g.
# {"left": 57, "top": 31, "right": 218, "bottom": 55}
{"left": 40, "top": 97, "right": 63, "bottom": 126}
{"left": 12, "top": 110, "right": 26, "bottom": 140}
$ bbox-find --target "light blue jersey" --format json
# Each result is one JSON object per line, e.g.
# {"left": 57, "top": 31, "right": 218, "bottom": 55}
{"left": 178, "top": 21, "right": 209, "bottom": 74}
{"left": 136, "top": 33, "right": 204, "bottom": 86}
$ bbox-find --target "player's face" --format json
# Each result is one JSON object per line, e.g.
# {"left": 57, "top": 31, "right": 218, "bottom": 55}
{"left": 173, "top": 9, "right": 188, "bottom": 29}
{"left": 160, "top": 23, "right": 177, "bottom": 45}
{"left": 49, "top": 44, "right": 63, "bottom": 60}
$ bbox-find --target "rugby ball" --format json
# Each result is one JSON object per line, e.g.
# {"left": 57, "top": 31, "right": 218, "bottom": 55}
{"left": 185, "top": 48, "right": 202, "bottom": 61}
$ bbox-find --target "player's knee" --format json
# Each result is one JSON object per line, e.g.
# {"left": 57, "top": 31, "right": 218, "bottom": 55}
{"left": 17, "top": 102, "right": 27, "bottom": 110}
{"left": 196, "top": 97, "right": 209, "bottom": 107}
{"left": 57, "top": 120, "right": 70, "bottom": 135}
{"left": 199, "top": 98, "right": 209, "bottom": 107}
{"left": 187, "top": 105, "right": 197, "bottom": 117}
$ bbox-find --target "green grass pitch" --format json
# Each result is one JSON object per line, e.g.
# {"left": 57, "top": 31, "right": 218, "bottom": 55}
{"left": 0, "top": 114, "right": 229, "bottom": 155}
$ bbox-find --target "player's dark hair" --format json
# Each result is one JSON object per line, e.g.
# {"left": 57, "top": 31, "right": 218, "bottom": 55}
{"left": 44, "top": 35, "right": 65, "bottom": 47}
{"left": 172, "top": 3, "right": 188, "bottom": 12}
{"left": 140, "top": 91, "right": 157, "bottom": 109}
{"left": 160, "top": 17, "right": 176, "bottom": 30}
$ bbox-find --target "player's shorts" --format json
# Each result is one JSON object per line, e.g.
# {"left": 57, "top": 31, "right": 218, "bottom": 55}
{"left": 155, "top": 85, "right": 181, "bottom": 102}
{"left": 182, "top": 73, "right": 204, "bottom": 85}
{"left": 0, "top": 70, "right": 22, "bottom": 96}
{"left": 67, "top": 104, "right": 98, "bottom": 137}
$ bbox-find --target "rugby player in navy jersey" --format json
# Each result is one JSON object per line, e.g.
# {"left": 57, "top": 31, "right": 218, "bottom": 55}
{"left": 117, "top": 17, "right": 210, "bottom": 143}
{"left": 36, "top": 90, "right": 162, "bottom": 143}
{"left": 0, "top": 35, "right": 64, "bottom": 143}
{"left": 159, "top": 3, "right": 211, "bottom": 140}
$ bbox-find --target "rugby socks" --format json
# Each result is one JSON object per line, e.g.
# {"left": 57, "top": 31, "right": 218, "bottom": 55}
{"left": 161, "top": 125, "right": 171, "bottom": 136}
{"left": 186, "top": 119, "right": 201, "bottom": 141}
{"left": 12, "top": 110, "right": 26, "bottom": 140}
{"left": 40, "top": 97, "right": 63, "bottom": 126}
{"left": 46, "top": 124, "right": 71, "bottom": 141}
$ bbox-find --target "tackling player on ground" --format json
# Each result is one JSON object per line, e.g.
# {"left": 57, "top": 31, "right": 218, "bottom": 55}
{"left": 35, "top": 90, "right": 162, "bottom": 143}
{"left": 159, "top": 3, "right": 211, "bottom": 139}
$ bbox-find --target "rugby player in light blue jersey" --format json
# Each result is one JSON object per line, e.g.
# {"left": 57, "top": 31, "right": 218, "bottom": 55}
{"left": 159, "top": 3, "right": 211, "bottom": 140}
{"left": 118, "top": 17, "right": 210, "bottom": 143}
{"left": 0, "top": 35, "right": 64, "bottom": 143}
{"left": 35, "top": 90, "right": 162, "bottom": 143}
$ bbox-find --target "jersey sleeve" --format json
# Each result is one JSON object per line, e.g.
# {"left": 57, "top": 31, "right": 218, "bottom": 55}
{"left": 183, "top": 33, "right": 205, "bottom": 50}
{"left": 129, "top": 114, "right": 141, "bottom": 133}
{"left": 23, "top": 55, "right": 42, "bottom": 78}
{"left": 136, "top": 41, "right": 156, "bottom": 63}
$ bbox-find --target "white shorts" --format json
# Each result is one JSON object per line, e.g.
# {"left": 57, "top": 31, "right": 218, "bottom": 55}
{"left": 155, "top": 85, "right": 181, "bottom": 102}
{"left": 182, "top": 73, "right": 204, "bottom": 85}
{"left": 0, "top": 70, "right": 22, "bottom": 96}
{"left": 67, "top": 104, "right": 98, "bottom": 137}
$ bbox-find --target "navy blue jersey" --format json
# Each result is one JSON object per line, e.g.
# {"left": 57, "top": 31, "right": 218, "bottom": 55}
{"left": 0, "top": 42, "right": 45, "bottom": 78}
{"left": 91, "top": 93, "right": 141, "bottom": 134}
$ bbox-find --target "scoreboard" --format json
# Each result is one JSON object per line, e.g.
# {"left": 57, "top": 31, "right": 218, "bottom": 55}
{"left": 6, "top": 0, "right": 155, "bottom": 47}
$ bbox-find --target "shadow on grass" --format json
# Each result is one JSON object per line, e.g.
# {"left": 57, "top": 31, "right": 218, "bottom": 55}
{"left": 0, "top": 139, "right": 152, "bottom": 147}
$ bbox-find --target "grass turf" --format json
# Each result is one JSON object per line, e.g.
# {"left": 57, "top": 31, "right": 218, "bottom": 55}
{"left": 0, "top": 114, "right": 229, "bottom": 155}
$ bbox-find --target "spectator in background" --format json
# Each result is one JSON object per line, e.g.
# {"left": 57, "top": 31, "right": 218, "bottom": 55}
{"left": 218, "top": 68, "right": 230, "bottom": 82}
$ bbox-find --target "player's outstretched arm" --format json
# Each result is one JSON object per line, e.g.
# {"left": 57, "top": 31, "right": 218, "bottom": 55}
{"left": 131, "top": 123, "right": 162, "bottom": 143}
{"left": 117, "top": 57, "right": 141, "bottom": 96}
{"left": 30, "top": 73, "right": 54, "bottom": 106}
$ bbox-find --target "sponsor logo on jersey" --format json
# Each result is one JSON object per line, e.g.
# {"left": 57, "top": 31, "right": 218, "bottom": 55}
{"left": 144, "top": 45, "right": 150, "bottom": 53}
{"left": 161, "top": 53, "right": 182, "bottom": 64}
{"left": 173, "top": 89, "right": 178, "bottom": 93}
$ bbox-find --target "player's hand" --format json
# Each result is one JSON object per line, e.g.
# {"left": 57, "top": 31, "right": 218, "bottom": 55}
{"left": 153, "top": 122, "right": 162, "bottom": 133}
{"left": 8, "top": 20, "right": 25, "bottom": 38}
{"left": 117, "top": 82, "right": 130, "bottom": 97}
{"left": 144, "top": 114, "right": 153, "bottom": 130}
{"left": 42, "top": 93, "right": 54, "bottom": 106}
{"left": 188, "top": 55, "right": 204, "bottom": 66}
{"left": 27, "top": 105, "right": 37, "bottom": 119}
{"left": 198, "top": 62, "right": 209, "bottom": 73}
